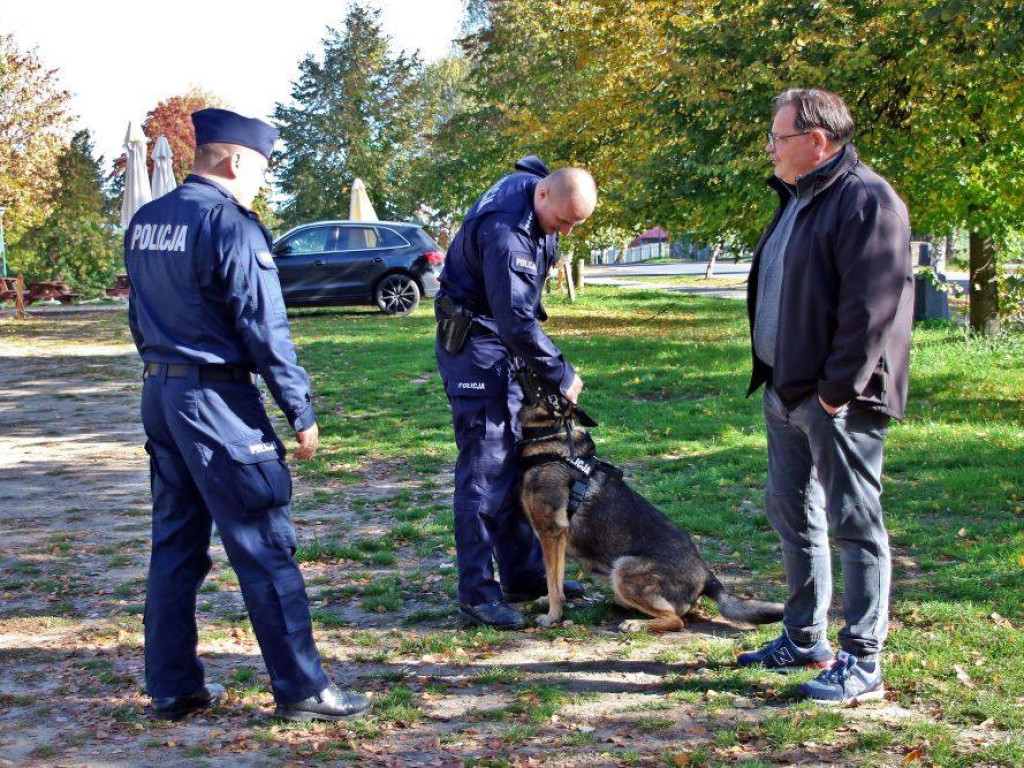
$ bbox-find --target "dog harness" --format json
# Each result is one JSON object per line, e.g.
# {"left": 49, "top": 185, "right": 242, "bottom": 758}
{"left": 515, "top": 422, "right": 624, "bottom": 519}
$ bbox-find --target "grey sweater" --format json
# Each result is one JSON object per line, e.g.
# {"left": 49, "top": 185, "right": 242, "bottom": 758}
{"left": 753, "top": 187, "right": 809, "bottom": 367}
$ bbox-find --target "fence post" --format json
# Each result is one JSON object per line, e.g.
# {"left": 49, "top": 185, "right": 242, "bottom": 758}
{"left": 563, "top": 261, "right": 576, "bottom": 302}
{"left": 15, "top": 275, "right": 25, "bottom": 319}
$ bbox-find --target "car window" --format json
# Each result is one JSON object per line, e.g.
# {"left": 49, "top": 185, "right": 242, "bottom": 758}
{"left": 375, "top": 228, "right": 410, "bottom": 248}
{"left": 279, "top": 226, "right": 338, "bottom": 255}
{"left": 336, "top": 226, "right": 379, "bottom": 250}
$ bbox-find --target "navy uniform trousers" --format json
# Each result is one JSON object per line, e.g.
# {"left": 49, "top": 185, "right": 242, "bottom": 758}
{"left": 439, "top": 346, "right": 546, "bottom": 606}
{"left": 140, "top": 365, "right": 328, "bottom": 704}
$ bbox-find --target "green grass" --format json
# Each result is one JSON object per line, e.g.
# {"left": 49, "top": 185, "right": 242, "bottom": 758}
{"left": 396, "top": 627, "right": 506, "bottom": 657}
{"left": 474, "top": 666, "right": 527, "bottom": 685}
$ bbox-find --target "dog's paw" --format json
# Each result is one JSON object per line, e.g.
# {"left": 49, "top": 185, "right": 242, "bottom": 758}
{"left": 618, "top": 620, "right": 649, "bottom": 633}
{"left": 536, "top": 614, "right": 560, "bottom": 629}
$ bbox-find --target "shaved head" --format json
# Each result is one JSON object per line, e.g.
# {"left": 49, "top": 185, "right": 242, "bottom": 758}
{"left": 193, "top": 142, "right": 244, "bottom": 173}
{"left": 192, "top": 142, "right": 269, "bottom": 208}
{"left": 535, "top": 166, "right": 598, "bottom": 236}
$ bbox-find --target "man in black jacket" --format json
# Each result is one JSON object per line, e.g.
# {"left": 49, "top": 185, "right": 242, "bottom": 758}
{"left": 736, "top": 89, "right": 913, "bottom": 705}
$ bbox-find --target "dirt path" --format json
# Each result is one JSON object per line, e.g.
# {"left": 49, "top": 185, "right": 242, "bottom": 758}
{"left": 1, "top": 313, "right": 942, "bottom": 767}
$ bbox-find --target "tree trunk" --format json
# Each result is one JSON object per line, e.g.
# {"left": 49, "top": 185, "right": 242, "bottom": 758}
{"left": 704, "top": 243, "right": 722, "bottom": 279}
{"left": 572, "top": 256, "right": 584, "bottom": 292}
{"left": 969, "top": 231, "right": 1000, "bottom": 335}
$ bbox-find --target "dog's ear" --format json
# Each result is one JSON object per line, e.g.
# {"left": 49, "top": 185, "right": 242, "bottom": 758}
{"left": 513, "top": 364, "right": 547, "bottom": 405}
{"left": 572, "top": 406, "right": 598, "bottom": 428}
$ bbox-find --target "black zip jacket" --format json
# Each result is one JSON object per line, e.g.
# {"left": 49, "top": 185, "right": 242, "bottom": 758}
{"left": 746, "top": 144, "right": 913, "bottom": 420}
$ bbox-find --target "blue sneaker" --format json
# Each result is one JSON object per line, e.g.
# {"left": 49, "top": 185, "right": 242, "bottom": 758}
{"left": 736, "top": 629, "right": 834, "bottom": 673}
{"left": 799, "top": 651, "right": 885, "bottom": 704}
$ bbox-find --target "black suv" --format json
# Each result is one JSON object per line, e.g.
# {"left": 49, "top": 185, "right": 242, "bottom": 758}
{"left": 271, "top": 221, "right": 443, "bottom": 315}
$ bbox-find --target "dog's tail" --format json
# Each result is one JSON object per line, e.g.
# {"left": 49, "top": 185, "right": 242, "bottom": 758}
{"left": 703, "top": 573, "right": 784, "bottom": 626}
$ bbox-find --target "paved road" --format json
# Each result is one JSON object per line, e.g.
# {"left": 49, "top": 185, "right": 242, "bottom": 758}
{"left": 586, "top": 261, "right": 751, "bottom": 278}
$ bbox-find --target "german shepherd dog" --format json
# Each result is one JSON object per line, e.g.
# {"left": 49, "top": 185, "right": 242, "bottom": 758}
{"left": 514, "top": 368, "right": 784, "bottom": 632}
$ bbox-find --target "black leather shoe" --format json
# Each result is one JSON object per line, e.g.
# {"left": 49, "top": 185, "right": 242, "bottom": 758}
{"left": 151, "top": 683, "right": 226, "bottom": 720}
{"left": 274, "top": 684, "right": 371, "bottom": 722}
{"left": 503, "top": 579, "right": 586, "bottom": 604}
{"left": 459, "top": 600, "right": 526, "bottom": 630}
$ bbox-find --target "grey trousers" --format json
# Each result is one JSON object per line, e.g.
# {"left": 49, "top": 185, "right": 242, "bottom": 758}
{"left": 763, "top": 386, "right": 892, "bottom": 661}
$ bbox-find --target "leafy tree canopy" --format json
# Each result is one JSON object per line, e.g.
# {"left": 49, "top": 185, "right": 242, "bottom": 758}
{"left": 273, "top": 3, "right": 426, "bottom": 226}
{"left": 19, "top": 130, "right": 120, "bottom": 294}
{"left": 0, "top": 31, "right": 72, "bottom": 249}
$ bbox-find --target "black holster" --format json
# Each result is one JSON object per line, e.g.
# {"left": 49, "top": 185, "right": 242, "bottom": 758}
{"left": 436, "top": 295, "right": 474, "bottom": 354}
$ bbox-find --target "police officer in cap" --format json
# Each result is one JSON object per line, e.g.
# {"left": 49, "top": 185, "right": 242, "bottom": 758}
{"left": 125, "top": 108, "right": 370, "bottom": 721}
{"left": 435, "top": 157, "right": 598, "bottom": 629}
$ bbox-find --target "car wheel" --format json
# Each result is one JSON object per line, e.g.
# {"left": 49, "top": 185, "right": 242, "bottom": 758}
{"left": 375, "top": 274, "right": 421, "bottom": 316}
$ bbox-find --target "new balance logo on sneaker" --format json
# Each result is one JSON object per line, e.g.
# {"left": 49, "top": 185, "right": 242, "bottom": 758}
{"left": 799, "top": 651, "right": 886, "bottom": 705}
{"left": 736, "top": 629, "right": 835, "bottom": 673}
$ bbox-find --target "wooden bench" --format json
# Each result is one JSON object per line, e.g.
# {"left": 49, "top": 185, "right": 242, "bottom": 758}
{"left": 25, "top": 280, "right": 81, "bottom": 306}
{"left": 0, "top": 276, "right": 26, "bottom": 317}
{"left": 105, "top": 273, "right": 130, "bottom": 298}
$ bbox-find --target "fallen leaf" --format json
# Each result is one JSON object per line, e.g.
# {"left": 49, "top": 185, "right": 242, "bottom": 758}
{"left": 903, "top": 746, "right": 925, "bottom": 764}
{"left": 954, "top": 664, "right": 975, "bottom": 688}
{"left": 671, "top": 753, "right": 691, "bottom": 766}
{"left": 990, "top": 612, "right": 1013, "bottom": 629}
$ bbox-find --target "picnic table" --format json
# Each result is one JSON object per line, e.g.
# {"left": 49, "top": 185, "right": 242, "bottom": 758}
{"left": 24, "top": 280, "right": 81, "bottom": 306}
{"left": 0, "top": 276, "right": 18, "bottom": 302}
{"left": 105, "top": 273, "right": 130, "bottom": 298}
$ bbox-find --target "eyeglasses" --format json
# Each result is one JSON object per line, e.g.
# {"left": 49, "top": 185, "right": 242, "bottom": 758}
{"left": 767, "top": 130, "right": 812, "bottom": 150}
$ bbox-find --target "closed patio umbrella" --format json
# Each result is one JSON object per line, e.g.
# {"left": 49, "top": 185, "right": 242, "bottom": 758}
{"left": 150, "top": 135, "right": 177, "bottom": 200}
{"left": 120, "top": 121, "right": 152, "bottom": 227}
{"left": 349, "top": 178, "right": 379, "bottom": 222}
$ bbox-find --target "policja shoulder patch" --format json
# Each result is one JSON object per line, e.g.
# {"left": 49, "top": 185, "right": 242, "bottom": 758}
{"left": 511, "top": 254, "right": 538, "bottom": 275}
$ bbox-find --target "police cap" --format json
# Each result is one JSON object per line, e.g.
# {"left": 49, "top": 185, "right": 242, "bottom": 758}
{"left": 191, "top": 108, "right": 279, "bottom": 159}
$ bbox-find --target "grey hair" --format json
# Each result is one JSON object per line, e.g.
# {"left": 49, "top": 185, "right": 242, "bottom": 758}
{"left": 774, "top": 88, "right": 854, "bottom": 145}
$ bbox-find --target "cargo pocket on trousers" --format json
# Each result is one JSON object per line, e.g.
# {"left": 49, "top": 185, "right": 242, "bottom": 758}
{"left": 145, "top": 441, "right": 191, "bottom": 494}
{"left": 222, "top": 438, "right": 292, "bottom": 513}
{"left": 273, "top": 573, "right": 312, "bottom": 634}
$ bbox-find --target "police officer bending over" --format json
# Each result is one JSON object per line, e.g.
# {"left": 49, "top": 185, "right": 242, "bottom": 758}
{"left": 125, "top": 108, "right": 370, "bottom": 722}
{"left": 436, "top": 157, "right": 597, "bottom": 629}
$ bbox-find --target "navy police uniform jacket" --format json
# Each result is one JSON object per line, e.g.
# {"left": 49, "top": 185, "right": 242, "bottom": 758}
{"left": 436, "top": 156, "right": 576, "bottom": 397}
{"left": 125, "top": 174, "right": 315, "bottom": 432}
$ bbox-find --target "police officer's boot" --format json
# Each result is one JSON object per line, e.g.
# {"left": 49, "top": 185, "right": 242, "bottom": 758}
{"left": 502, "top": 579, "right": 586, "bottom": 604}
{"left": 459, "top": 600, "right": 526, "bottom": 630}
{"left": 274, "top": 684, "right": 371, "bottom": 722}
{"left": 151, "top": 683, "right": 226, "bottom": 720}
